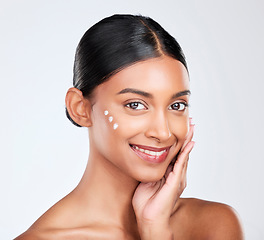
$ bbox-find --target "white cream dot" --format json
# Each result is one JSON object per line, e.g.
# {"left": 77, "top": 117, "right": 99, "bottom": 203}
{"left": 104, "top": 110, "right": 109, "bottom": 116}
{"left": 113, "top": 123, "right": 118, "bottom": 130}
{"left": 109, "top": 116, "right": 113, "bottom": 122}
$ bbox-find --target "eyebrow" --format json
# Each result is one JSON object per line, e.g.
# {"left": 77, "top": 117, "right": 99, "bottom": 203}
{"left": 117, "top": 88, "right": 153, "bottom": 98}
{"left": 171, "top": 90, "right": 191, "bottom": 99}
{"left": 117, "top": 88, "right": 191, "bottom": 99}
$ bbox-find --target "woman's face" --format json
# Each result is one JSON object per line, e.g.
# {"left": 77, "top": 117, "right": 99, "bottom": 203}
{"left": 89, "top": 56, "right": 190, "bottom": 182}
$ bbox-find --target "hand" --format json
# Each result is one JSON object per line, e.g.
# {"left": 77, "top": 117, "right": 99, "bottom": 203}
{"left": 132, "top": 119, "right": 195, "bottom": 239}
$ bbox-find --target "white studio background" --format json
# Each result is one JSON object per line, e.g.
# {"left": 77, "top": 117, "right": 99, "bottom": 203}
{"left": 1, "top": 0, "right": 263, "bottom": 239}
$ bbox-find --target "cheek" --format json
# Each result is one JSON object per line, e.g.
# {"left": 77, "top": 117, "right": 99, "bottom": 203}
{"left": 114, "top": 115, "right": 151, "bottom": 138}
{"left": 103, "top": 110, "right": 119, "bottom": 130}
{"left": 90, "top": 109, "right": 123, "bottom": 158}
{"left": 96, "top": 109, "right": 132, "bottom": 145}
{"left": 100, "top": 106, "right": 148, "bottom": 137}
{"left": 96, "top": 108, "right": 189, "bottom": 144}
{"left": 104, "top": 112, "right": 190, "bottom": 141}
{"left": 170, "top": 117, "right": 189, "bottom": 142}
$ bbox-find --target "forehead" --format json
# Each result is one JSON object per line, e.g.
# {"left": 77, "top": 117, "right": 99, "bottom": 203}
{"left": 95, "top": 56, "right": 189, "bottom": 96}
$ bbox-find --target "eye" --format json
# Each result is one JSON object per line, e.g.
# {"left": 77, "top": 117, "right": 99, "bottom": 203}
{"left": 125, "top": 102, "right": 146, "bottom": 110}
{"left": 169, "top": 102, "right": 188, "bottom": 111}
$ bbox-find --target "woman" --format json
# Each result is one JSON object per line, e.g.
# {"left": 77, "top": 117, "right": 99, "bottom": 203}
{"left": 16, "top": 14, "right": 243, "bottom": 239}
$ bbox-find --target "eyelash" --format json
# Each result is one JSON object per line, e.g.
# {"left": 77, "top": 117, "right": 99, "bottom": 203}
{"left": 125, "top": 101, "right": 189, "bottom": 111}
{"left": 125, "top": 101, "right": 147, "bottom": 110}
{"left": 168, "top": 102, "right": 189, "bottom": 111}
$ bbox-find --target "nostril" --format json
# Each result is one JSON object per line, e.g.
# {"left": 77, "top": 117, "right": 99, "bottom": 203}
{"left": 144, "top": 112, "right": 172, "bottom": 141}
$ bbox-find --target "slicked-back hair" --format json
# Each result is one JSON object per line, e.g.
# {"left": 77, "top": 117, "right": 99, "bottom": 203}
{"left": 66, "top": 14, "right": 187, "bottom": 127}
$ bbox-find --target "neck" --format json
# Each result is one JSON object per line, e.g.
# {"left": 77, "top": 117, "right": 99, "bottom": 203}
{"left": 73, "top": 146, "right": 140, "bottom": 235}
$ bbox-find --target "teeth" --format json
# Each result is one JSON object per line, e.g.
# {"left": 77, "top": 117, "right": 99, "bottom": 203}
{"left": 132, "top": 145, "right": 166, "bottom": 156}
{"left": 149, "top": 150, "right": 156, "bottom": 155}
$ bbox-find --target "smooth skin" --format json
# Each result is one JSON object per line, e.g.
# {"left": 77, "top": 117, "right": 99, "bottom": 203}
{"left": 15, "top": 56, "right": 244, "bottom": 240}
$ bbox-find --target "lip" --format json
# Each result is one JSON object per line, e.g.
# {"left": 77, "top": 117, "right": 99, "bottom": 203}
{"left": 129, "top": 144, "right": 171, "bottom": 164}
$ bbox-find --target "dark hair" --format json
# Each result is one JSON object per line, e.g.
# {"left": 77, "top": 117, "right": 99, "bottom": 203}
{"left": 66, "top": 14, "right": 188, "bottom": 127}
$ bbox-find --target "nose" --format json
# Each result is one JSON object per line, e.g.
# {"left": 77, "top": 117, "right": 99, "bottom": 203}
{"left": 145, "top": 111, "right": 172, "bottom": 142}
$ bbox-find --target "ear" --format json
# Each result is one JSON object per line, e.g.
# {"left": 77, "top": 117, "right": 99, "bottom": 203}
{"left": 65, "top": 87, "right": 92, "bottom": 127}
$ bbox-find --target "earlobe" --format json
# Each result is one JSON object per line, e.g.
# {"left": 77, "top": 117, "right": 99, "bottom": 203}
{"left": 65, "top": 87, "right": 92, "bottom": 127}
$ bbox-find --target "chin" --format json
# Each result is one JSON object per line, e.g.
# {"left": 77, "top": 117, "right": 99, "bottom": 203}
{"left": 135, "top": 169, "right": 166, "bottom": 183}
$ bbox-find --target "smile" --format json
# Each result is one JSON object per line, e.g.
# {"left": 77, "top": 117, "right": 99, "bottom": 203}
{"left": 130, "top": 144, "right": 171, "bottom": 164}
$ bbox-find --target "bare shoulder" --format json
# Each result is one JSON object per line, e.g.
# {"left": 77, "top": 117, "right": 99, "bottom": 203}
{"left": 14, "top": 195, "right": 125, "bottom": 240}
{"left": 171, "top": 198, "right": 244, "bottom": 240}
{"left": 14, "top": 230, "right": 37, "bottom": 240}
{"left": 14, "top": 225, "right": 126, "bottom": 240}
{"left": 14, "top": 194, "right": 78, "bottom": 240}
{"left": 14, "top": 229, "right": 59, "bottom": 240}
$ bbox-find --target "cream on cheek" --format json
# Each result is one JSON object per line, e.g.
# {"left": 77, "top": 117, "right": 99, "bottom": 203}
{"left": 103, "top": 109, "right": 188, "bottom": 143}
{"left": 103, "top": 109, "right": 147, "bottom": 137}
{"left": 104, "top": 110, "right": 119, "bottom": 130}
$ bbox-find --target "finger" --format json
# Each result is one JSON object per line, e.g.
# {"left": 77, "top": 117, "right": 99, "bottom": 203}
{"left": 164, "top": 164, "right": 173, "bottom": 179}
{"left": 171, "top": 142, "right": 193, "bottom": 198}
{"left": 169, "top": 151, "right": 179, "bottom": 167}
{"left": 181, "top": 121, "right": 195, "bottom": 151}
{"left": 173, "top": 141, "right": 194, "bottom": 190}
{"left": 169, "top": 119, "right": 194, "bottom": 169}
{"left": 174, "top": 141, "right": 194, "bottom": 171}
{"left": 181, "top": 122, "right": 195, "bottom": 151}
{"left": 180, "top": 155, "right": 189, "bottom": 190}
{"left": 180, "top": 140, "right": 193, "bottom": 189}
{"left": 156, "top": 142, "right": 193, "bottom": 209}
{"left": 164, "top": 148, "right": 186, "bottom": 181}
{"left": 165, "top": 141, "right": 194, "bottom": 188}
